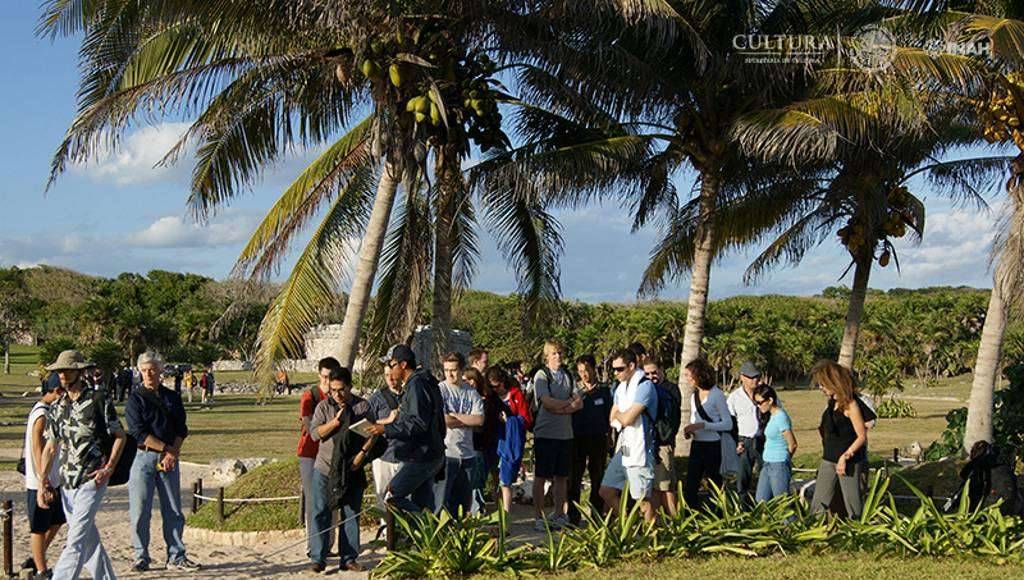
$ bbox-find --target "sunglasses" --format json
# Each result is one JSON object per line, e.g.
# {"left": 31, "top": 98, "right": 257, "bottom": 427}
{"left": 755, "top": 398, "right": 770, "bottom": 405}
{"left": 612, "top": 366, "right": 628, "bottom": 372}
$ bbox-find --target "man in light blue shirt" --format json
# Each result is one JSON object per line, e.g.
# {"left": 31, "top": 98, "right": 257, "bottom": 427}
{"left": 598, "top": 348, "right": 657, "bottom": 523}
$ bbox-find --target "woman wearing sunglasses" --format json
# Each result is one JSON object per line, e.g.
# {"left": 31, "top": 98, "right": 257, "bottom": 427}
{"left": 753, "top": 385, "right": 797, "bottom": 502}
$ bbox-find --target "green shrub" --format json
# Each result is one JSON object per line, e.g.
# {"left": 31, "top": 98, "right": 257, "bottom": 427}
{"left": 877, "top": 398, "right": 916, "bottom": 418}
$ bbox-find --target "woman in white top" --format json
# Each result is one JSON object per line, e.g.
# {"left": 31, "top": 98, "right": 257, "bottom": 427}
{"left": 681, "top": 358, "right": 732, "bottom": 510}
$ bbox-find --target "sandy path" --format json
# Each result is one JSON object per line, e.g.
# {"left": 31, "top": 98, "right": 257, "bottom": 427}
{"left": 1, "top": 464, "right": 381, "bottom": 579}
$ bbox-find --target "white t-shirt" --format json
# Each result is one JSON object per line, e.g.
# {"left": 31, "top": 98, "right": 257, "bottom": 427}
{"left": 726, "top": 387, "right": 762, "bottom": 438}
{"left": 23, "top": 402, "right": 60, "bottom": 490}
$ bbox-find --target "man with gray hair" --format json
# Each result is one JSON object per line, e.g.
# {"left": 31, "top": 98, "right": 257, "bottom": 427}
{"left": 125, "top": 351, "right": 199, "bottom": 572}
{"left": 727, "top": 361, "right": 766, "bottom": 504}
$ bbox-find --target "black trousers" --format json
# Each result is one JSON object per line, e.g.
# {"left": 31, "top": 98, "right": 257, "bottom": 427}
{"left": 567, "top": 434, "right": 609, "bottom": 524}
{"left": 684, "top": 440, "right": 722, "bottom": 510}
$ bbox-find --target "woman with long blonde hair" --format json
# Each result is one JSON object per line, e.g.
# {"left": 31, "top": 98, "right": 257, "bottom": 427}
{"left": 809, "top": 360, "right": 868, "bottom": 518}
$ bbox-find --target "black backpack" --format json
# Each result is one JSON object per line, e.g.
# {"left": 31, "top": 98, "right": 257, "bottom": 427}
{"left": 644, "top": 382, "right": 681, "bottom": 446}
{"left": 93, "top": 390, "right": 136, "bottom": 487}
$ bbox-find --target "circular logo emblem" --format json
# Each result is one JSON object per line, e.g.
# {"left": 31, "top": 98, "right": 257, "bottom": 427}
{"left": 850, "top": 25, "right": 896, "bottom": 71}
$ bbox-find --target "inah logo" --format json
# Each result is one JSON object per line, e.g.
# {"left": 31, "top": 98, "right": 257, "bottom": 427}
{"left": 849, "top": 25, "right": 897, "bottom": 71}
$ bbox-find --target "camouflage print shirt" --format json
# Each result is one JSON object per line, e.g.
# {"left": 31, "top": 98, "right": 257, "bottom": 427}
{"left": 45, "top": 385, "right": 124, "bottom": 489}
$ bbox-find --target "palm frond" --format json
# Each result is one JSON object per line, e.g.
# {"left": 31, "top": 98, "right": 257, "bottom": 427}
{"left": 233, "top": 117, "right": 375, "bottom": 280}
{"left": 250, "top": 182, "right": 373, "bottom": 384}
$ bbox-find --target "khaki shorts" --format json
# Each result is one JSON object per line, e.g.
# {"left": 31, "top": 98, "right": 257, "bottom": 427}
{"left": 652, "top": 445, "right": 677, "bottom": 492}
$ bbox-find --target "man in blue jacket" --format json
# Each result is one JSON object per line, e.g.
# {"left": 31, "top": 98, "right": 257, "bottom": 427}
{"left": 367, "top": 344, "right": 446, "bottom": 514}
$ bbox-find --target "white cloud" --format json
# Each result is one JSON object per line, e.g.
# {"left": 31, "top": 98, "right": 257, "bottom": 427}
{"left": 72, "top": 122, "right": 193, "bottom": 186}
{"left": 127, "top": 211, "right": 259, "bottom": 249}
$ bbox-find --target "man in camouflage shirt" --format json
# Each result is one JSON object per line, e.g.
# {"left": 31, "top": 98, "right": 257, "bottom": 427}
{"left": 37, "top": 350, "right": 127, "bottom": 580}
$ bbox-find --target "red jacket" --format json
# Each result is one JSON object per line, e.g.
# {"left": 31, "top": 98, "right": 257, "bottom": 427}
{"left": 505, "top": 385, "right": 533, "bottom": 432}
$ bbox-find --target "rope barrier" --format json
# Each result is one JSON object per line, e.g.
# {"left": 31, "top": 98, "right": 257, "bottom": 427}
{"left": 193, "top": 493, "right": 300, "bottom": 504}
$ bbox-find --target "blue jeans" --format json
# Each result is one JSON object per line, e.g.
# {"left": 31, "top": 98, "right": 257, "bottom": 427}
{"left": 128, "top": 450, "right": 187, "bottom": 564}
{"left": 443, "top": 456, "right": 478, "bottom": 516}
{"left": 55, "top": 480, "right": 116, "bottom": 580}
{"left": 387, "top": 457, "right": 444, "bottom": 514}
{"left": 309, "top": 470, "right": 361, "bottom": 565}
{"left": 755, "top": 460, "right": 791, "bottom": 503}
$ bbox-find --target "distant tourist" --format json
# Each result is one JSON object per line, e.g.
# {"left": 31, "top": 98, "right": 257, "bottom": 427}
{"left": 299, "top": 357, "right": 340, "bottom": 558}
{"left": 37, "top": 350, "right": 127, "bottom": 580}
{"left": 643, "top": 358, "right": 681, "bottom": 517}
{"left": 367, "top": 358, "right": 404, "bottom": 539}
{"left": 173, "top": 366, "right": 183, "bottom": 395}
{"left": 681, "top": 358, "right": 731, "bottom": 510}
{"left": 438, "top": 353, "right": 484, "bottom": 515}
{"left": 567, "top": 354, "right": 612, "bottom": 525}
{"left": 275, "top": 369, "right": 291, "bottom": 395}
{"left": 486, "top": 366, "right": 531, "bottom": 514}
{"left": 200, "top": 369, "right": 215, "bottom": 404}
{"left": 125, "top": 351, "right": 199, "bottom": 572}
{"left": 182, "top": 368, "right": 194, "bottom": 404}
{"left": 22, "top": 377, "right": 66, "bottom": 579}
{"left": 754, "top": 385, "right": 797, "bottom": 503}
{"left": 728, "top": 361, "right": 765, "bottom": 503}
{"left": 531, "top": 340, "right": 582, "bottom": 531}
{"left": 309, "top": 367, "right": 377, "bottom": 573}
{"left": 367, "top": 345, "right": 446, "bottom": 515}
{"left": 467, "top": 347, "right": 489, "bottom": 373}
{"left": 598, "top": 349, "right": 658, "bottom": 523}
{"left": 809, "top": 360, "right": 868, "bottom": 518}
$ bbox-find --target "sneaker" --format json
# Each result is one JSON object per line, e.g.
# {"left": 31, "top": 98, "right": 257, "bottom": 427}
{"left": 374, "top": 524, "right": 388, "bottom": 542}
{"left": 534, "top": 517, "right": 561, "bottom": 532}
{"left": 131, "top": 559, "right": 149, "bottom": 572}
{"left": 166, "top": 557, "right": 202, "bottom": 572}
{"left": 308, "top": 562, "right": 326, "bottom": 574}
{"left": 32, "top": 570, "right": 53, "bottom": 580}
{"left": 552, "top": 514, "right": 570, "bottom": 529}
{"left": 21, "top": 557, "right": 37, "bottom": 572}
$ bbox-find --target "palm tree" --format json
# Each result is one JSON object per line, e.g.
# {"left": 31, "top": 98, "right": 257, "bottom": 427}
{"left": 472, "top": 0, "right": 837, "bottom": 454}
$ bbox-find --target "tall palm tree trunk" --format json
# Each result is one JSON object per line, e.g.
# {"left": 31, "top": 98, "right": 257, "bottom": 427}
{"left": 837, "top": 252, "right": 873, "bottom": 369}
{"left": 965, "top": 266, "right": 1008, "bottom": 450}
{"left": 337, "top": 159, "right": 402, "bottom": 369}
{"left": 675, "top": 173, "right": 719, "bottom": 456}
{"left": 431, "top": 147, "right": 460, "bottom": 364}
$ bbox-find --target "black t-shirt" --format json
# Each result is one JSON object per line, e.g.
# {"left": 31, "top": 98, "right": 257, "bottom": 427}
{"left": 572, "top": 384, "right": 613, "bottom": 437}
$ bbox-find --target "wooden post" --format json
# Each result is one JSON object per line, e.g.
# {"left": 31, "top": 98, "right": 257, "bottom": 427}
{"left": 2, "top": 499, "right": 13, "bottom": 579}
{"left": 217, "top": 488, "right": 225, "bottom": 523}
{"left": 893, "top": 447, "right": 899, "bottom": 463}
{"left": 385, "top": 508, "right": 395, "bottom": 551}
{"left": 192, "top": 481, "right": 199, "bottom": 514}
{"left": 196, "top": 478, "right": 204, "bottom": 509}
{"left": 299, "top": 488, "right": 306, "bottom": 529}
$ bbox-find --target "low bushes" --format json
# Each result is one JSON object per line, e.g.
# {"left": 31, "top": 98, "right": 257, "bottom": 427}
{"left": 373, "top": 474, "right": 1024, "bottom": 578}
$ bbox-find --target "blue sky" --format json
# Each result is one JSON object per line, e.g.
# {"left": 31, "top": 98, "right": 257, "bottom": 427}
{"left": 0, "top": 5, "right": 1007, "bottom": 303}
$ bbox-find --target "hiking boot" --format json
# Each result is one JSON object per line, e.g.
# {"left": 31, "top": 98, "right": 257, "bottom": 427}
{"left": 131, "top": 559, "right": 150, "bottom": 572}
{"left": 166, "top": 557, "right": 202, "bottom": 572}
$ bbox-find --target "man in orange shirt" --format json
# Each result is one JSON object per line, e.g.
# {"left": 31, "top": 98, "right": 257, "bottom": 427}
{"left": 299, "top": 358, "right": 341, "bottom": 556}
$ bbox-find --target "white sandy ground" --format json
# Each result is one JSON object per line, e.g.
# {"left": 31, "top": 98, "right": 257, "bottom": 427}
{"left": 0, "top": 463, "right": 381, "bottom": 579}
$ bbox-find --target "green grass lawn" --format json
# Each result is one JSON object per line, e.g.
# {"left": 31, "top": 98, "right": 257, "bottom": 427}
{"left": 545, "top": 553, "right": 1024, "bottom": 579}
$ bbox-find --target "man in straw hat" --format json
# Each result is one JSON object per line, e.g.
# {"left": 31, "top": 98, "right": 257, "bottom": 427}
{"left": 36, "top": 349, "right": 127, "bottom": 580}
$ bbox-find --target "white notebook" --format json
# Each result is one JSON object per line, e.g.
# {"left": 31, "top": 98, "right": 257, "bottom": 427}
{"left": 348, "top": 418, "right": 374, "bottom": 438}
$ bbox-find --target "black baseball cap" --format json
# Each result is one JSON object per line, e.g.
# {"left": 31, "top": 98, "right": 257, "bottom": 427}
{"left": 379, "top": 344, "right": 416, "bottom": 366}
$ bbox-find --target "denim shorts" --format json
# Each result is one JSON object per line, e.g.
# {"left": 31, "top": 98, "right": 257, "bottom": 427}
{"left": 600, "top": 452, "right": 654, "bottom": 500}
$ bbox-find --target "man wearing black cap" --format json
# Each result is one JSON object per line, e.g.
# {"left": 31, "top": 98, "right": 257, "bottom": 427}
{"left": 367, "top": 345, "right": 446, "bottom": 514}
{"left": 727, "top": 361, "right": 766, "bottom": 502}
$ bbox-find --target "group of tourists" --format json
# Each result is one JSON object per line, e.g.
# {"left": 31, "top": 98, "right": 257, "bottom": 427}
{"left": 21, "top": 350, "right": 199, "bottom": 580}
{"left": 294, "top": 339, "right": 881, "bottom": 573}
